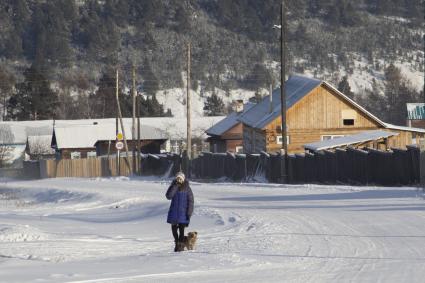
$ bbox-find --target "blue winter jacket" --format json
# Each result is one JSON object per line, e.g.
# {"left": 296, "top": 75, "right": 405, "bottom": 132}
{"left": 166, "top": 180, "right": 194, "bottom": 225}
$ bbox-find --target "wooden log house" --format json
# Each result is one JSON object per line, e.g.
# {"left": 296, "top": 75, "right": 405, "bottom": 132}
{"left": 238, "top": 75, "right": 425, "bottom": 154}
{"left": 52, "top": 123, "right": 168, "bottom": 159}
{"left": 205, "top": 101, "right": 255, "bottom": 153}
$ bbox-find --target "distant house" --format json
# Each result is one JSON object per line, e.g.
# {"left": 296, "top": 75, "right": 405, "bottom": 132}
{"left": 407, "top": 103, "right": 425, "bottom": 129}
{"left": 238, "top": 75, "right": 425, "bottom": 154}
{"left": 205, "top": 101, "right": 255, "bottom": 153}
{"left": 0, "top": 124, "right": 50, "bottom": 168}
{"left": 52, "top": 123, "right": 168, "bottom": 159}
{"left": 25, "top": 135, "right": 56, "bottom": 160}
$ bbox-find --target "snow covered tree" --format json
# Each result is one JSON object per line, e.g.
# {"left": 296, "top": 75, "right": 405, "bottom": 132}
{"left": 337, "top": 76, "right": 354, "bottom": 99}
{"left": 7, "top": 65, "right": 58, "bottom": 120}
{"left": 0, "top": 67, "right": 15, "bottom": 120}
{"left": 204, "top": 92, "right": 226, "bottom": 116}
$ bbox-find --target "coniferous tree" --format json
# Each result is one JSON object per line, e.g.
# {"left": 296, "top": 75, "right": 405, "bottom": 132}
{"left": 337, "top": 76, "right": 355, "bottom": 99}
{"left": 7, "top": 65, "right": 58, "bottom": 120}
{"left": 141, "top": 60, "right": 159, "bottom": 96}
{"left": 0, "top": 67, "right": 15, "bottom": 120}
{"left": 204, "top": 91, "right": 226, "bottom": 116}
{"left": 89, "top": 70, "right": 123, "bottom": 118}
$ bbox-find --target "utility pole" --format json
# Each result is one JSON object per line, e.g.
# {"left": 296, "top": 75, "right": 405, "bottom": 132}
{"left": 280, "top": 1, "right": 288, "bottom": 183}
{"left": 132, "top": 64, "right": 136, "bottom": 174}
{"left": 137, "top": 93, "right": 141, "bottom": 175}
{"left": 115, "top": 73, "right": 119, "bottom": 176}
{"left": 186, "top": 41, "right": 192, "bottom": 176}
{"left": 115, "top": 69, "right": 132, "bottom": 175}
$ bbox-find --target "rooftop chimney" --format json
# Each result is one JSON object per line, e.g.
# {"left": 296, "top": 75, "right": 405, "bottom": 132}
{"left": 234, "top": 100, "right": 244, "bottom": 113}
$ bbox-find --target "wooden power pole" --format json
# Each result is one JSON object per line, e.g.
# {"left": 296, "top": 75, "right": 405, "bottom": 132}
{"left": 137, "top": 93, "right": 141, "bottom": 175}
{"left": 280, "top": 1, "right": 288, "bottom": 182}
{"left": 132, "top": 64, "right": 137, "bottom": 174}
{"left": 115, "top": 69, "right": 132, "bottom": 175}
{"left": 186, "top": 42, "right": 192, "bottom": 175}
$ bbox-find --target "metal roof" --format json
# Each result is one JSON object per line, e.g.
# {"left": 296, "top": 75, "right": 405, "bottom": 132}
{"left": 237, "top": 75, "right": 392, "bottom": 130}
{"left": 238, "top": 75, "right": 322, "bottom": 129}
{"left": 206, "top": 103, "right": 255, "bottom": 136}
{"left": 53, "top": 124, "right": 168, "bottom": 149}
{"left": 304, "top": 130, "right": 399, "bottom": 151}
{"left": 383, "top": 123, "right": 425, "bottom": 133}
{"left": 407, "top": 103, "right": 425, "bottom": 120}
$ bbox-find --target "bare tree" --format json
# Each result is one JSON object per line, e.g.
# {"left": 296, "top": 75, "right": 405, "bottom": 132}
{"left": 0, "top": 125, "right": 14, "bottom": 167}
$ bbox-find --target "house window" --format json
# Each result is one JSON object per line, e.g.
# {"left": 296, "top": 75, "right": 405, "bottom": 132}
{"left": 343, "top": 119, "right": 354, "bottom": 126}
{"left": 277, "top": 135, "right": 290, "bottom": 145}
{"left": 70, "top": 152, "right": 81, "bottom": 159}
{"left": 235, "top": 146, "right": 243, "bottom": 153}
{"left": 321, "top": 135, "right": 345, "bottom": 141}
{"left": 87, "top": 151, "right": 97, "bottom": 158}
{"left": 342, "top": 110, "right": 356, "bottom": 126}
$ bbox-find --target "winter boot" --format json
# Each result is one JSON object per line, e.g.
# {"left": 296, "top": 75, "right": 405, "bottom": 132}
{"left": 174, "top": 241, "right": 179, "bottom": 252}
{"left": 177, "top": 241, "right": 185, "bottom": 252}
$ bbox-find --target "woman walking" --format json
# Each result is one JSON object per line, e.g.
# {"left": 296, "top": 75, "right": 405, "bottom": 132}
{"left": 166, "top": 172, "right": 194, "bottom": 252}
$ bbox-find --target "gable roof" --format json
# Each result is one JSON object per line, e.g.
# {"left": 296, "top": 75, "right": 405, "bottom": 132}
{"left": 238, "top": 75, "right": 387, "bottom": 129}
{"left": 304, "top": 130, "right": 399, "bottom": 151}
{"left": 53, "top": 123, "right": 168, "bottom": 149}
{"left": 206, "top": 103, "right": 255, "bottom": 136}
{"left": 238, "top": 75, "right": 322, "bottom": 129}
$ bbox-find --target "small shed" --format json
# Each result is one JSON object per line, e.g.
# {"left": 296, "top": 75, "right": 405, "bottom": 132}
{"left": 26, "top": 135, "right": 56, "bottom": 160}
{"left": 304, "top": 130, "right": 399, "bottom": 152}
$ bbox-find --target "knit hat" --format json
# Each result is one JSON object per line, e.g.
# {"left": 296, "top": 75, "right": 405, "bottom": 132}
{"left": 176, "top": 172, "right": 185, "bottom": 183}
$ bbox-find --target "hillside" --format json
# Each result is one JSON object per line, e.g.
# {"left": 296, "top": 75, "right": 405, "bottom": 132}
{"left": 0, "top": 0, "right": 423, "bottom": 124}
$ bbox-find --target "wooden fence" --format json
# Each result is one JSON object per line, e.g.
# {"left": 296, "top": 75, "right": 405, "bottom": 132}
{"left": 36, "top": 153, "right": 181, "bottom": 179}
{"left": 18, "top": 148, "right": 424, "bottom": 186}
{"left": 39, "top": 156, "right": 136, "bottom": 178}
{"left": 191, "top": 146, "right": 421, "bottom": 186}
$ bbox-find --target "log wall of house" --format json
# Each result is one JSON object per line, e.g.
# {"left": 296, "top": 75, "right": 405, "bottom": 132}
{"left": 262, "top": 84, "right": 423, "bottom": 153}
{"left": 60, "top": 148, "right": 96, "bottom": 159}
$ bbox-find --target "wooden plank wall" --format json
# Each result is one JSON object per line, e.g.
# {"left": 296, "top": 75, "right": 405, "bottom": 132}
{"left": 263, "top": 84, "right": 423, "bottom": 153}
{"left": 40, "top": 157, "right": 135, "bottom": 178}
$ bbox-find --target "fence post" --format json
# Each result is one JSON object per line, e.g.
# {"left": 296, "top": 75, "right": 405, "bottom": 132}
{"left": 420, "top": 141, "right": 425, "bottom": 187}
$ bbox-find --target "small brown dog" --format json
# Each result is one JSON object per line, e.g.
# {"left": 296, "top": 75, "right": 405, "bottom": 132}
{"left": 182, "top": 231, "right": 198, "bottom": 250}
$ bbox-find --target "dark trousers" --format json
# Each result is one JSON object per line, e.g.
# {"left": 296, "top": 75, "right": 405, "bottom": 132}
{"left": 171, "top": 224, "right": 186, "bottom": 242}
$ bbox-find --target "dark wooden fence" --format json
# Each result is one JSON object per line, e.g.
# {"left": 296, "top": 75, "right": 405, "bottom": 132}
{"left": 191, "top": 146, "right": 420, "bottom": 186}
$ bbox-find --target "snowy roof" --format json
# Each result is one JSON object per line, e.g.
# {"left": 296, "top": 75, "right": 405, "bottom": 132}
{"left": 304, "top": 130, "right": 399, "bottom": 151}
{"left": 1, "top": 116, "right": 226, "bottom": 146}
{"left": 53, "top": 123, "right": 168, "bottom": 149}
{"left": 27, "top": 135, "right": 55, "bottom": 155}
{"left": 384, "top": 123, "right": 425, "bottom": 134}
{"left": 238, "top": 75, "right": 322, "bottom": 129}
{"left": 0, "top": 124, "right": 28, "bottom": 145}
{"left": 238, "top": 75, "right": 387, "bottom": 130}
{"left": 206, "top": 104, "right": 255, "bottom": 136}
{"left": 407, "top": 103, "right": 425, "bottom": 120}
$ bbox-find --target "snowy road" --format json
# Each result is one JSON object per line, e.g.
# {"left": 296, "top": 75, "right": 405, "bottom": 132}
{"left": 0, "top": 178, "right": 424, "bottom": 282}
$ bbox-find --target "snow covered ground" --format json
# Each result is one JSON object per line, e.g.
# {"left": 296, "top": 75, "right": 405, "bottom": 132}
{"left": 1, "top": 177, "right": 425, "bottom": 282}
